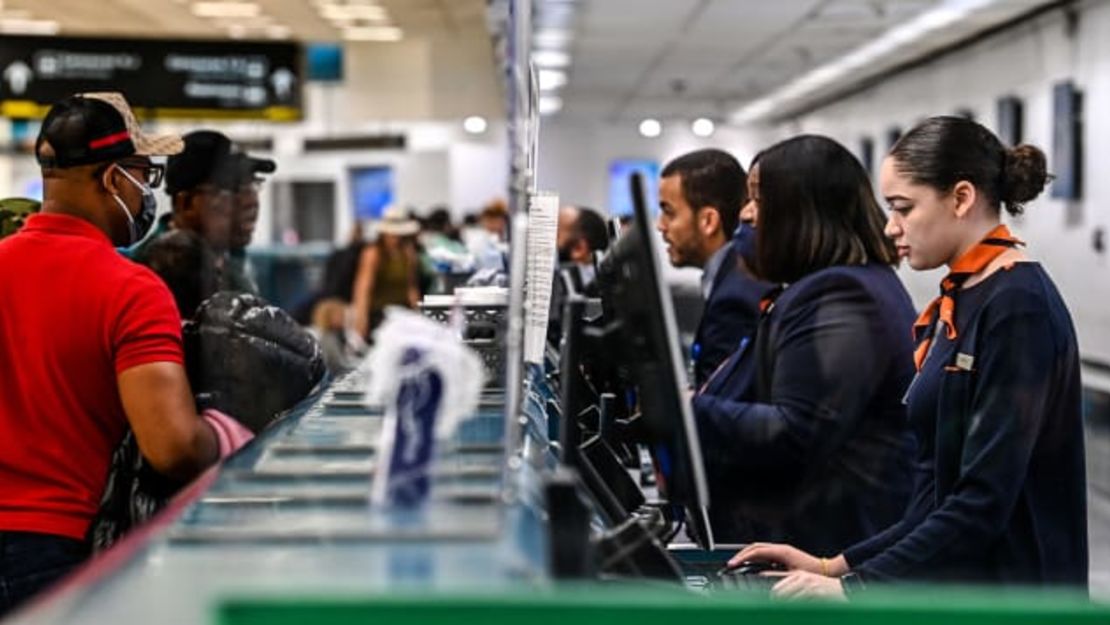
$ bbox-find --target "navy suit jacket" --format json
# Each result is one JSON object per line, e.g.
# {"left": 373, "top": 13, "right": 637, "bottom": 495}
{"left": 693, "top": 263, "right": 916, "bottom": 555}
{"left": 692, "top": 227, "right": 772, "bottom": 387}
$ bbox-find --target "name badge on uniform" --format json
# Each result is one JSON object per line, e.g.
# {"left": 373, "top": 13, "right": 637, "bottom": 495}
{"left": 954, "top": 353, "right": 975, "bottom": 371}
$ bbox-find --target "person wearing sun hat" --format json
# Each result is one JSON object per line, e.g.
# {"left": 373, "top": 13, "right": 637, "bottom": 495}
{"left": 0, "top": 92, "right": 224, "bottom": 614}
{"left": 351, "top": 206, "right": 422, "bottom": 339}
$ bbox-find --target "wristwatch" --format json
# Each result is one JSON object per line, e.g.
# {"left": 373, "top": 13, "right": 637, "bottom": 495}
{"left": 839, "top": 572, "right": 866, "bottom": 597}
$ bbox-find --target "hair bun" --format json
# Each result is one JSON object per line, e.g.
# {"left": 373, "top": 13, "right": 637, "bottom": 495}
{"left": 1001, "top": 144, "right": 1048, "bottom": 213}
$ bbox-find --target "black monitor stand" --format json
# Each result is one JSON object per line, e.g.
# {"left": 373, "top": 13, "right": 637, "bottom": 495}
{"left": 547, "top": 296, "right": 684, "bottom": 582}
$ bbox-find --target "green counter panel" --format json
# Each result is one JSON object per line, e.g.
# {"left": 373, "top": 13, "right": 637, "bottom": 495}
{"left": 219, "top": 585, "right": 1108, "bottom": 625}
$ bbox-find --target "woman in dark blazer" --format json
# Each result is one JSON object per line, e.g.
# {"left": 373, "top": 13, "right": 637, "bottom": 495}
{"left": 734, "top": 117, "right": 1087, "bottom": 597}
{"left": 694, "top": 135, "right": 917, "bottom": 557}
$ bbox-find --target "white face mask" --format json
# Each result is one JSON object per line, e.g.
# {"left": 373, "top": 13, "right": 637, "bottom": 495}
{"left": 109, "top": 165, "right": 157, "bottom": 246}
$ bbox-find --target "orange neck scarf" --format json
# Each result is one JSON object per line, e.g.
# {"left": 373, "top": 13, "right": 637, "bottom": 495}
{"left": 912, "top": 224, "right": 1024, "bottom": 371}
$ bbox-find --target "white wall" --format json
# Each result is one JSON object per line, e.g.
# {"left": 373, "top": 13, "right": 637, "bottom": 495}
{"left": 763, "top": 0, "right": 1110, "bottom": 365}
{"left": 536, "top": 118, "right": 771, "bottom": 287}
{"left": 537, "top": 118, "right": 770, "bottom": 212}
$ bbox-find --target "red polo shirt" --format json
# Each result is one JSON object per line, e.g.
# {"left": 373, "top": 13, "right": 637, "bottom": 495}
{"left": 0, "top": 212, "right": 183, "bottom": 540}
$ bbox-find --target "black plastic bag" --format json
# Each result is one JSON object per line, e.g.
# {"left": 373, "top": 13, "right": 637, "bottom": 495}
{"left": 87, "top": 291, "right": 326, "bottom": 552}
{"left": 183, "top": 291, "right": 326, "bottom": 434}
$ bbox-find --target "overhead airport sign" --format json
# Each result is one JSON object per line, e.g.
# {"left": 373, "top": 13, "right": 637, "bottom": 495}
{"left": 0, "top": 35, "right": 302, "bottom": 121}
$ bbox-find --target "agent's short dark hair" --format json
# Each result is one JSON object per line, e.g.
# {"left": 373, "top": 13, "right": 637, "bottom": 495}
{"left": 755, "top": 135, "right": 897, "bottom": 284}
{"left": 661, "top": 148, "right": 746, "bottom": 238}
{"left": 572, "top": 206, "right": 609, "bottom": 252}
{"left": 890, "top": 116, "right": 1049, "bottom": 216}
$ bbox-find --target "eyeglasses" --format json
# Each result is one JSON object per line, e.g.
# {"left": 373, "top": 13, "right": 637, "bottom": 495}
{"left": 112, "top": 158, "right": 164, "bottom": 188}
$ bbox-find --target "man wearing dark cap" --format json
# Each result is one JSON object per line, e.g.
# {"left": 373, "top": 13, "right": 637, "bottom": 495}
{"left": 0, "top": 92, "right": 219, "bottom": 614}
{"left": 131, "top": 129, "right": 238, "bottom": 261}
{"left": 225, "top": 151, "right": 276, "bottom": 295}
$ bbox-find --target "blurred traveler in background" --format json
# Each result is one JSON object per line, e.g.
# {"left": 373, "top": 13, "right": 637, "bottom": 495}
{"left": 352, "top": 207, "right": 422, "bottom": 339}
{"left": 311, "top": 297, "right": 362, "bottom": 374}
{"left": 0, "top": 197, "right": 40, "bottom": 239}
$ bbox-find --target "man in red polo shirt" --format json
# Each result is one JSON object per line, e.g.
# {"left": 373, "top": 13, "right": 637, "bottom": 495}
{"left": 0, "top": 92, "right": 219, "bottom": 614}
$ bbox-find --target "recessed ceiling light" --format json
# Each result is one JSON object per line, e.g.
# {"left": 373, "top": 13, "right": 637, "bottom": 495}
{"left": 192, "top": 2, "right": 261, "bottom": 19}
{"left": 639, "top": 118, "right": 662, "bottom": 138}
{"left": 463, "top": 116, "right": 488, "bottom": 134}
{"left": 691, "top": 118, "right": 715, "bottom": 137}
{"left": 537, "top": 69, "right": 566, "bottom": 91}
{"left": 320, "top": 4, "right": 387, "bottom": 22}
{"left": 266, "top": 24, "right": 291, "bottom": 39}
{"left": 538, "top": 95, "right": 563, "bottom": 116}
{"left": 0, "top": 18, "right": 60, "bottom": 35}
{"left": 531, "top": 50, "right": 570, "bottom": 68}
{"left": 344, "top": 26, "right": 402, "bottom": 41}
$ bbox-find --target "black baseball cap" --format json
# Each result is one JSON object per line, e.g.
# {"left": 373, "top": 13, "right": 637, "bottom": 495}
{"left": 35, "top": 92, "right": 183, "bottom": 169}
{"left": 232, "top": 151, "right": 276, "bottom": 188}
{"left": 165, "top": 130, "right": 240, "bottom": 195}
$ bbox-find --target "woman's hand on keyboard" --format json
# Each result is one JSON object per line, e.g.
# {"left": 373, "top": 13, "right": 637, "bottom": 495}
{"left": 729, "top": 543, "right": 845, "bottom": 576}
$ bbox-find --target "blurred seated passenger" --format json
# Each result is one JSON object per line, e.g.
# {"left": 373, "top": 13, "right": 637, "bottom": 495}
{"left": 311, "top": 298, "right": 363, "bottom": 374}
{"left": 420, "top": 206, "right": 473, "bottom": 278}
{"left": 693, "top": 135, "right": 915, "bottom": 555}
{"left": 479, "top": 198, "right": 509, "bottom": 240}
{"left": 557, "top": 204, "right": 609, "bottom": 284}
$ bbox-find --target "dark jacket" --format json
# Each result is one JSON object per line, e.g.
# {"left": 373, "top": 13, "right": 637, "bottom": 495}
{"left": 845, "top": 262, "right": 1087, "bottom": 587}
{"left": 693, "top": 263, "right": 916, "bottom": 555}
{"left": 692, "top": 226, "right": 772, "bottom": 387}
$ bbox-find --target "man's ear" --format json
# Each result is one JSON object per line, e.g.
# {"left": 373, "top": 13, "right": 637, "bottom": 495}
{"left": 699, "top": 206, "right": 722, "bottom": 238}
{"left": 101, "top": 164, "right": 123, "bottom": 196}
{"left": 172, "top": 192, "right": 199, "bottom": 227}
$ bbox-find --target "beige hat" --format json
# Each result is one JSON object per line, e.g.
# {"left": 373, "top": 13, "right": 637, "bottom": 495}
{"left": 82, "top": 92, "right": 184, "bottom": 157}
{"left": 35, "top": 91, "right": 183, "bottom": 168}
{"left": 377, "top": 206, "right": 420, "bottom": 236}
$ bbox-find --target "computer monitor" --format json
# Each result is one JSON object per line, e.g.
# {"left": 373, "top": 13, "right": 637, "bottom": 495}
{"left": 595, "top": 172, "right": 714, "bottom": 550}
{"left": 608, "top": 159, "right": 659, "bottom": 218}
{"left": 349, "top": 166, "right": 394, "bottom": 220}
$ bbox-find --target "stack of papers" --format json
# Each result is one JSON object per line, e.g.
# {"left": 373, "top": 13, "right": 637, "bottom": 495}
{"left": 523, "top": 191, "right": 559, "bottom": 364}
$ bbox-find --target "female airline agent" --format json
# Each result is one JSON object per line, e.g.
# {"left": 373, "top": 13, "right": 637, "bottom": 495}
{"left": 734, "top": 116, "right": 1087, "bottom": 597}
{"left": 693, "top": 135, "right": 917, "bottom": 557}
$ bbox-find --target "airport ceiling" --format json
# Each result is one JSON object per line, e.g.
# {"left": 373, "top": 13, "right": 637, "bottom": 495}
{"left": 1, "top": 0, "right": 1062, "bottom": 124}
{"left": 0, "top": 0, "right": 487, "bottom": 41}
{"left": 551, "top": 0, "right": 1061, "bottom": 123}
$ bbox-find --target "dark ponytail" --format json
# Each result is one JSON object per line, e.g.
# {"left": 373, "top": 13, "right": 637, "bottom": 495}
{"left": 1001, "top": 144, "right": 1050, "bottom": 214}
{"left": 890, "top": 116, "right": 1050, "bottom": 216}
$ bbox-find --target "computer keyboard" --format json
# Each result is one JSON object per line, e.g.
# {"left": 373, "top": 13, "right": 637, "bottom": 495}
{"left": 707, "top": 561, "right": 785, "bottom": 594}
{"left": 710, "top": 569, "right": 781, "bottom": 593}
